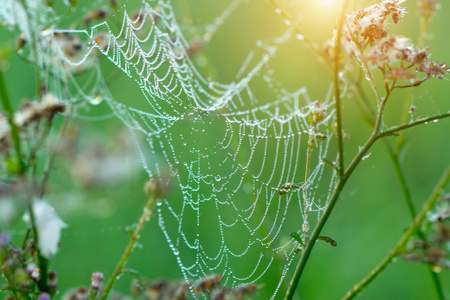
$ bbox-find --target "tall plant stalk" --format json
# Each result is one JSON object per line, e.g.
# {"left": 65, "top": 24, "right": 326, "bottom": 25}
{"left": 100, "top": 186, "right": 161, "bottom": 300}
{"left": 344, "top": 167, "right": 450, "bottom": 299}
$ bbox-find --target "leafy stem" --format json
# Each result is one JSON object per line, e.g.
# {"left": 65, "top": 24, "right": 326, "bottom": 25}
{"left": 343, "top": 167, "right": 450, "bottom": 300}
{"left": 351, "top": 81, "right": 445, "bottom": 299}
{"left": 0, "top": 68, "right": 26, "bottom": 174}
{"left": 100, "top": 189, "right": 161, "bottom": 300}
{"left": 333, "top": 1, "right": 347, "bottom": 178}
{"left": 377, "top": 112, "right": 450, "bottom": 139}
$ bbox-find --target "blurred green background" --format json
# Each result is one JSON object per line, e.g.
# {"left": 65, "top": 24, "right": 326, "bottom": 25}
{"left": 1, "top": 0, "right": 449, "bottom": 299}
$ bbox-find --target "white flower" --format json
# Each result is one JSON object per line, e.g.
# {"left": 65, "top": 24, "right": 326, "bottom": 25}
{"left": 23, "top": 199, "right": 67, "bottom": 259}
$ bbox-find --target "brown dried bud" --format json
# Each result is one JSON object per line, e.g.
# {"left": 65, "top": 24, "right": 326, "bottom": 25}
{"left": 144, "top": 178, "right": 167, "bottom": 199}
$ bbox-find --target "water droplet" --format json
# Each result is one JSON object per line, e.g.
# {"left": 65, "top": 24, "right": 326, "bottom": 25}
{"left": 432, "top": 119, "right": 438, "bottom": 123}
{"left": 89, "top": 96, "right": 103, "bottom": 105}
{"left": 296, "top": 34, "right": 304, "bottom": 40}
{"left": 215, "top": 175, "right": 221, "bottom": 181}
{"left": 173, "top": 248, "right": 180, "bottom": 255}
{"left": 362, "top": 153, "right": 371, "bottom": 160}
{"left": 275, "top": 8, "right": 281, "bottom": 14}
{"left": 284, "top": 19, "right": 291, "bottom": 26}
{"left": 156, "top": 201, "right": 162, "bottom": 207}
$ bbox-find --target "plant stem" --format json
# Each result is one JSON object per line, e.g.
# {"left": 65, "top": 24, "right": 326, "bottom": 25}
{"left": 285, "top": 3, "right": 354, "bottom": 298}
{"left": 377, "top": 112, "right": 450, "bottom": 139}
{"left": 286, "top": 55, "right": 393, "bottom": 300}
{"left": 343, "top": 167, "right": 450, "bottom": 300}
{"left": 39, "top": 115, "right": 71, "bottom": 198}
{"left": 100, "top": 193, "right": 160, "bottom": 300}
{"left": 25, "top": 197, "right": 50, "bottom": 292}
{"left": 351, "top": 82, "right": 445, "bottom": 299}
{"left": 332, "top": 2, "right": 347, "bottom": 177}
{"left": 0, "top": 69, "right": 26, "bottom": 174}
{"left": 350, "top": 34, "right": 383, "bottom": 105}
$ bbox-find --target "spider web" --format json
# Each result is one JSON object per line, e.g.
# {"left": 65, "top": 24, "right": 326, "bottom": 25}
{"left": 1, "top": 0, "right": 340, "bottom": 297}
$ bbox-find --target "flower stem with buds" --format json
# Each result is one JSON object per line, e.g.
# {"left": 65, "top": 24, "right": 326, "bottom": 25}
{"left": 100, "top": 181, "right": 163, "bottom": 300}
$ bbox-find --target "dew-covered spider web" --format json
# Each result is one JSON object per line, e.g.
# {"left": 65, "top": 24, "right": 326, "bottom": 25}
{"left": 1, "top": 0, "right": 341, "bottom": 297}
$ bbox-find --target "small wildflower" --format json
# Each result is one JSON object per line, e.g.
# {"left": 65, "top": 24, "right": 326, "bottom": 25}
{"left": 417, "top": 61, "right": 450, "bottom": 79}
{"left": 211, "top": 287, "right": 232, "bottom": 300}
{"left": 146, "top": 279, "right": 169, "bottom": 298}
{"left": 144, "top": 178, "right": 167, "bottom": 199}
{"left": 38, "top": 294, "right": 51, "bottom": 300}
{"left": 233, "top": 283, "right": 257, "bottom": 299}
{"left": 364, "top": 36, "right": 427, "bottom": 65}
{"left": 193, "top": 274, "right": 222, "bottom": 295}
{"left": 76, "top": 286, "right": 88, "bottom": 300}
{"left": 0, "top": 232, "right": 10, "bottom": 247}
{"left": 89, "top": 272, "right": 104, "bottom": 298}
{"left": 434, "top": 223, "right": 450, "bottom": 244}
{"left": 171, "top": 282, "right": 190, "bottom": 300}
{"left": 48, "top": 271, "right": 58, "bottom": 292}
{"left": 29, "top": 265, "right": 40, "bottom": 282}
{"left": 425, "top": 247, "right": 446, "bottom": 265}
{"left": 23, "top": 199, "right": 67, "bottom": 259}
{"left": 53, "top": 32, "right": 83, "bottom": 59}
{"left": 309, "top": 101, "right": 329, "bottom": 125}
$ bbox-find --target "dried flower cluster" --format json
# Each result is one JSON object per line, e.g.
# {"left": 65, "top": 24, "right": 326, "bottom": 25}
{"left": 341, "top": 0, "right": 406, "bottom": 48}
{"left": 403, "top": 195, "right": 450, "bottom": 271}
{"left": 126, "top": 275, "right": 257, "bottom": 300}
{"left": 0, "top": 93, "right": 65, "bottom": 156}
{"left": 14, "top": 93, "right": 65, "bottom": 127}
{"left": 0, "top": 233, "right": 60, "bottom": 298}
{"left": 62, "top": 272, "right": 105, "bottom": 300}
{"left": 336, "top": 0, "right": 449, "bottom": 86}
{"left": 364, "top": 35, "right": 449, "bottom": 85}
